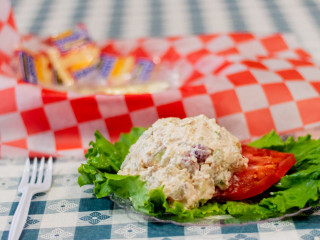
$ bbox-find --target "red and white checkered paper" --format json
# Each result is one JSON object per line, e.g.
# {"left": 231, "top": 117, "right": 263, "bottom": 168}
{"left": 1, "top": 0, "right": 320, "bottom": 158}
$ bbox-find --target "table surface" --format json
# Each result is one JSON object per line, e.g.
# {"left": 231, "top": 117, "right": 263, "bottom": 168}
{"left": 0, "top": 158, "right": 320, "bottom": 240}
{"left": 11, "top": 0, "right": 320, "bottom": 61}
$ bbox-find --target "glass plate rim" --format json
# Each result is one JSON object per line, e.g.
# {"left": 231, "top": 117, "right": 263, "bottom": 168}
{"left": 108, "top": 193, "right": 318, "bottom": 227}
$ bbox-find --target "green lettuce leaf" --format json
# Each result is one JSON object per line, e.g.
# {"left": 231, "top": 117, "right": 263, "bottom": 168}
{"left": 78, "top": 128, "right": 320, "bottom": 222}
{"left": 84, "top": 128, "right": 145, "bottom": 173}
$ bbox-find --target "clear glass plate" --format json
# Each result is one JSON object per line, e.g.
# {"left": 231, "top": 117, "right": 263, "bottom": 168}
{"left": 108, "top": 129, "right": 320, "bottom": 226}
{"left": 109, "top": 193, "right": 319, "bottom": 226}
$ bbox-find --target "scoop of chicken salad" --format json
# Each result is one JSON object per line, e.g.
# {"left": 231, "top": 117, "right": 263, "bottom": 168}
{"left": 118, "top": 115, "right": 248, "bottom": 209}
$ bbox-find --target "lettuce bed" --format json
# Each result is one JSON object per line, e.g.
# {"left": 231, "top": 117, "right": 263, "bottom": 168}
{"left": 78, "top": 128, "right": 320, "bottom": 223}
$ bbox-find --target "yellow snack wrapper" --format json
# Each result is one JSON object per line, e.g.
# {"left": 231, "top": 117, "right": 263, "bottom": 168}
{"left": 47, "top": 24, "right": 100, "bottom": 86}
{"left": 18, "top": 50, "right": 53, "bottom": 85}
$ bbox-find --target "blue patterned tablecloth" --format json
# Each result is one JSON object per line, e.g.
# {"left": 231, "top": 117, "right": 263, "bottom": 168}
{"left": 0, "top": 158, "right": 320, "bottom": 240}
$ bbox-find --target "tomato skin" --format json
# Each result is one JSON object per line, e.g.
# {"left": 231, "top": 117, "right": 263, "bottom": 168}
{"left": 216, "top": 145, "right": 296, "bottom": 201}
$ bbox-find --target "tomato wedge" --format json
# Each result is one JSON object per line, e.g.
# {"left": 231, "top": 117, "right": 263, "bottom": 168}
{"left": 216, "top": 145, "right": 296, "bottom": 201}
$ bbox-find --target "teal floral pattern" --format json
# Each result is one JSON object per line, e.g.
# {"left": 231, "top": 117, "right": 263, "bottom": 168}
{"left": 24, "top": 216, "right": 40, "bottom": 228}
{"left": 228, "top": 233, "right": 258, "bottom": 240}
{"left": 301, "top": 230, "right": 320, "bottom": 240}
{"left": 79, "top": 211, "right": 110, "bottom": 225}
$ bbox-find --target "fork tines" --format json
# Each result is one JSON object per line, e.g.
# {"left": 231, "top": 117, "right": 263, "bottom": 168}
{"left": 19, "top": 157, "right": 53, "bottom": 191}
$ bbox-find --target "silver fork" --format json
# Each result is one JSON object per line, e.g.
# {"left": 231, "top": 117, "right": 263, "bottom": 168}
{"left": 8, "top": 157, "right": 53, "bottom": 240}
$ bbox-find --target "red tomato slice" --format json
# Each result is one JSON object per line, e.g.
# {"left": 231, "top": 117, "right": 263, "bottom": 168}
{"left": 215, "top": 145, "right": 296, "bottom": 201}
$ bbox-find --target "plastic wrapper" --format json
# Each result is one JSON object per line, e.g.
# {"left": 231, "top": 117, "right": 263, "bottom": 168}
{"left": 47, "top": 24, "right": 100, "bottom": 86}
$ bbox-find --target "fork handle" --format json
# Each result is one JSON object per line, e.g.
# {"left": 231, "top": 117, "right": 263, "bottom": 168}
{"left": 8, "top": 189, "right": 34, "bottom": 240}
